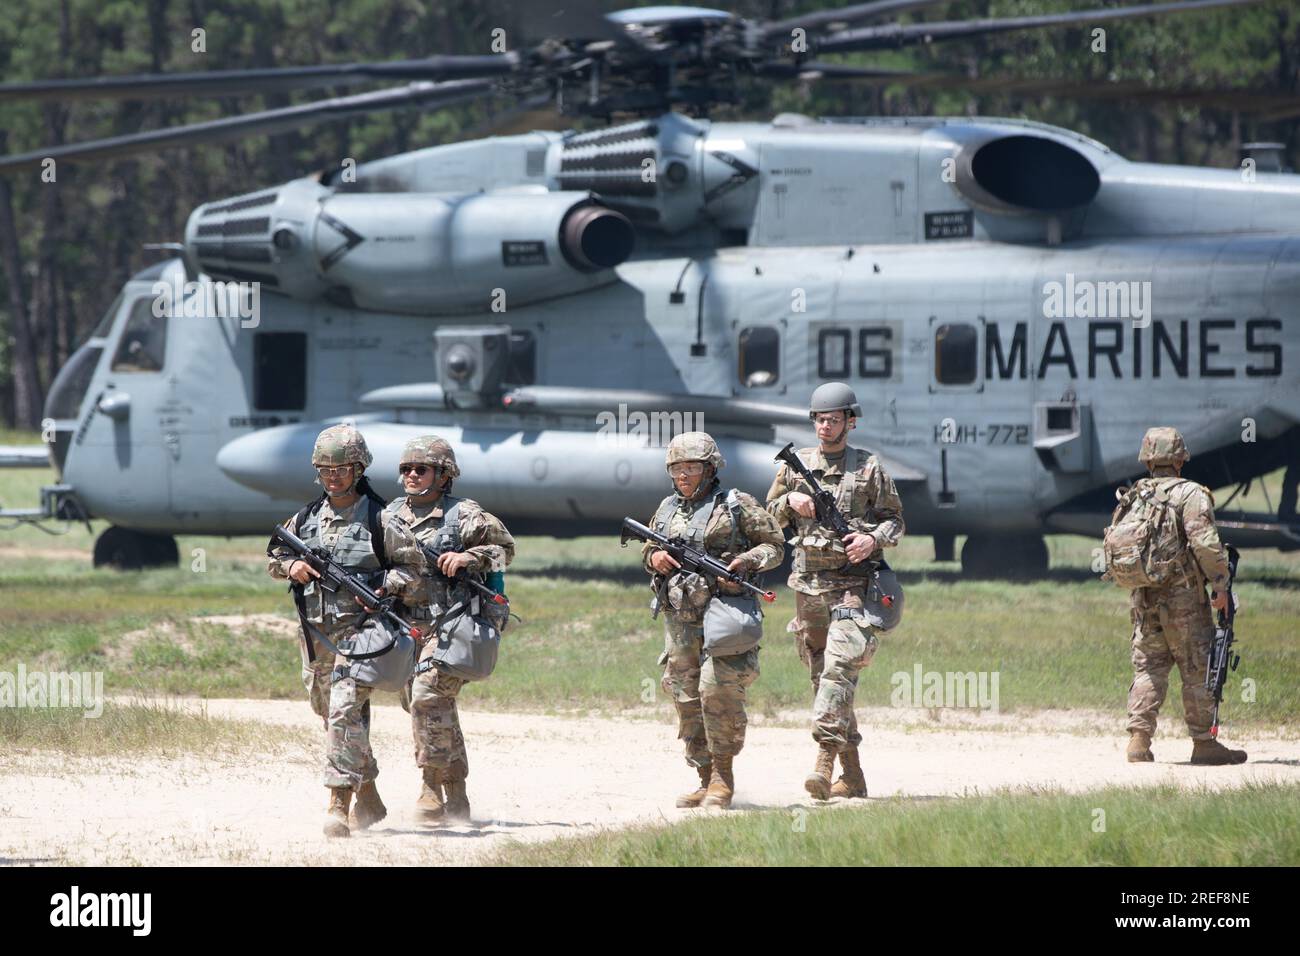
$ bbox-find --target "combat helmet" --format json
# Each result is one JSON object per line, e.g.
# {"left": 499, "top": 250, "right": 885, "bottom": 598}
{"left": 809, "top": 382, "right": 863, "bottom": 419}
{"left": 312, "top": 424, "right": 372, "bottom": 469}
{"left": 1138, "top": 427, "right": 1190, "bottom": 468}
{"left": 665, "top": 431, "right": 725, "bottom": 472}
{"left": 400, "top": 435, "right": 461, "bottom": 479}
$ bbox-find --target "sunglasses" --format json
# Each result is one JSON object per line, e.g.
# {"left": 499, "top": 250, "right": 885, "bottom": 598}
{"left": 399, "top": 464, "right": 432, "bottom": 477}
{"left": 316, "top": 465, "right": 353, "bottom": 478}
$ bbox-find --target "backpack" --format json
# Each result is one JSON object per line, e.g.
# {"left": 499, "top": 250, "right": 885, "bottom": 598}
{"left": 1102, "top": 478, "right": 1191, "bottom": 588}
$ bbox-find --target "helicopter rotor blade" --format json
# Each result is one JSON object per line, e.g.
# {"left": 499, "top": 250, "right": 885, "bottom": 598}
{"left": 0, "top": 54, "right": 518, "bottom": 104}
{"left": 814, "top": 0, "right": 1267, "bottom": 54}
{"left": 756, "top": 61, "right": 923, "bottom": 81}
{"left": 0, "top": 79, "right": 494, "bottom": 174}
{"left": 763, "top": 1, "right": 951, "bottom": 39}
{"left": 788, "top": 64, "right": 1298, "bottom": 115}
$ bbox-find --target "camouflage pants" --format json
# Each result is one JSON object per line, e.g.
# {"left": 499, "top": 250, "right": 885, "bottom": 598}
{"left": 323, "top": 675, "right": 378, "bottom": 790}
{"left": 402, "top": 640, "right": 469, "bottom": 774}
{"left": 1126, "top": 585, "right": 1216, "bottom": 741}
{"left": 660, "top": 614, "right": 760, "bottom": 765}
{"left": 298, "top": 629, "right": 337, "bottom": 726}
{"left": 792, "top": 588, "right": 879, "bottom": 750}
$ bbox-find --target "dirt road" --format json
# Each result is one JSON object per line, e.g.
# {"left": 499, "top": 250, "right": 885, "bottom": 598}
{"left": 2, "top": 699, "right": 1295, "bottom": 866}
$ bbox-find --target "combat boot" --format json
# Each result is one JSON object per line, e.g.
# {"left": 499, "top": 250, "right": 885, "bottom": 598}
{"left": 676, "top": 763, "right": 713, "bottom": 808}
{"left": 414, "top": 766, "right": 446, "bottom": 822}
{"left": 829, "top": 746, "right": 869, "bottom": 799}
{"left": 805, "top": 745, "right": 836, "bottom": 801}
{"left": 349, "top": 779, "right": 387, "bottom": 831}
{"left": 1191, "top": 738, "right": 1247, "bottom": 765}
{"left": 324, "top": 787, "right": 351, "bottom": 838}
{"left": 701, "top": 754, "right": 734, "bottom": 809}
{"left": 443, "top": 760, "right": 471, "bottom": 824}
{"left": 1126, "top": 732, "right": 1154, "bottom": 763}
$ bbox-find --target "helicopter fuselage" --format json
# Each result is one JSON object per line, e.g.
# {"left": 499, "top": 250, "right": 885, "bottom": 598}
{"left": 32, "top": 111, "right": 1300, "bottom": 560}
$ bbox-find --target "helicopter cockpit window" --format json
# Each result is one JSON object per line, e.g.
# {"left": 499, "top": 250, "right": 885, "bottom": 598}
{"left": 254, "top": 332, "right": 307, "bottom": 410}
{"left": 110, "top": 297, "right": 168, "bottom": 372}
{"left": 739, "top": 326, "right": 780, "bottom": 387}
{"left": 87, "top": 292, "right": 124, "bottom": 343}
{"left": 934, "top": 323, "right": 978, "bottom": 386}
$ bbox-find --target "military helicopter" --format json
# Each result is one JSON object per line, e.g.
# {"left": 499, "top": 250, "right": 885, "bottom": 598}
{"left": 1, "top": 1, "right": 1298, "bottom": 576}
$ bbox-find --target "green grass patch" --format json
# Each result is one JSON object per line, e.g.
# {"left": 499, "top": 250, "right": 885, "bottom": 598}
{"left": 493, "top": 782, "right": 1300, "bottom": 866}
{"left": 0, "top": 699, "right": 312, "bottom": 756}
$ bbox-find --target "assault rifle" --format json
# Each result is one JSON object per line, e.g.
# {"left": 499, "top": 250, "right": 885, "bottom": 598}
{"left": 271, "top": 524, "right": 421, "bottom": 648}
{"left": 774, "top": 442, "right": 892, "bottom": 597}
{"left": 415, "top": 542, "right": 508, "bottom": 606}
{"left": 620, "top": 517, "right": 776, "bottom": 617}
{"left": 1206, "top": 544, "right": 1241, "bottom": 738}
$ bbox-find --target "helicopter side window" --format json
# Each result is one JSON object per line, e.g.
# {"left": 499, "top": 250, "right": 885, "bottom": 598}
{"left": 110, "top": 297, "right": 168, "bottom": 372}
{"left": 739, "top": 326, "right": 780, "bottom": 387}
{"left": 934, "top": 323, "right": 978, "bottom": 386}
{"left": 254, "top": 332, "right": 307, "bottom": 410}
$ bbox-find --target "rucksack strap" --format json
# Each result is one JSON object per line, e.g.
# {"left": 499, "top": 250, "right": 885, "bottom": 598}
{"left": 725, "top": 488, "right": 746, "bottom": 555}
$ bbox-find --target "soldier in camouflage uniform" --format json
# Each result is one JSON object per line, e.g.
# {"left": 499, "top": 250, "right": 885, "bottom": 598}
{"left": 642, "top": 432, "right": 784, "bottom": 809}
{"left": 387, "top": 436, "right": 515, "bottom": 824}
{"left": 1121, "top": 427, "right": 1247, "bottom": 765}
{"left": 267, "top": 424, "right": 429, "bottom": 837}
{"left": 766, "top": 383, "right": 904, "bottom": 801}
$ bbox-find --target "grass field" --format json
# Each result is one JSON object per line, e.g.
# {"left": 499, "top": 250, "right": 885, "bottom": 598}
{"left": 492, "top": 782, "right": 1300, "bottom": 866}
{"left": 0, "top": 699, "right": 312, "bottom": 757}
{"left": 2, "top": 452, "right": 1298, "bottom": 730}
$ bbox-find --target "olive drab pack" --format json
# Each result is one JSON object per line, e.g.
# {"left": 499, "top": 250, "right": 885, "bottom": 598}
{"left": 330, "top": 617, "right": 417, "bottom": 692}
{"left": 418, "top": 497, "right": 506, "bottom": 681}
{"left": 1102, "top": 478, "right": 1192, "bottom": 588}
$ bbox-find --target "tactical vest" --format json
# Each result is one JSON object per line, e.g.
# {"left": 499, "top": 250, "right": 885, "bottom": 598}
{"left": 295, "top": 495, "right": 387, "bottom": 627}
{"left": 651, "top": 487, "right": 747, "bottom": 560}
{"left": 386, "top": 495, "right": 464, "bottom": 620}
{"left": 788, "top": 447, "right": 871, "bottom": 573}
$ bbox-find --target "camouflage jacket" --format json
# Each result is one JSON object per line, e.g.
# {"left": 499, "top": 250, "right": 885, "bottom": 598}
{"left": 1132, "top": 475, "right": 1230, "bottom": 598}
{"left": 385, "top": 493, "right": 516, "bottom": 621}
{"left": 766, "top": 445, "right": 905, "bottom": 594}
{"left": 641, "top": 482, "right": 784, "bottom": 617}
{"left": 267, "top": 495, "right": 427, "bottom": 629}
{"left": 386, "top": 494, "right": 515, "bottom": 572}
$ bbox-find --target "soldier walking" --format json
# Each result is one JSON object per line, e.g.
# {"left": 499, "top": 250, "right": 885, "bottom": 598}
{"left": 267, "top": 424, "right": 429, "bottom": 837}
{"left": 388, "top": 436, "right": 515, "bottom": 824}
{"left": 641, "top": 432, "right": 784, "bottom": 809}
{"left": 1108, "top": 427, "right": 1248, "bottom": 765}
{"left": 766, "top": 383, "right": 904, "bottom": 800}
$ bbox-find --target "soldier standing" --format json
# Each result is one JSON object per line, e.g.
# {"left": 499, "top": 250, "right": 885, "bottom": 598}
{"left": 766, "top": 383, "right": 904, "bottom": 801}
{"left": 387, "top": 436, "right": 515, "bottom": 824}
{"left": 267, "top": 424, "right": 428, "bottom": 837}
{"left": 1114, "top": 427, "right": 1247, "bottom": 765}
{"left": 642, "top": 432, "right": 784, "bottom": 809}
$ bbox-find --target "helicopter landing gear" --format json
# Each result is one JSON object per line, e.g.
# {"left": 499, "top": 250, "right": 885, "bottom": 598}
{"left": 960, "top": 534, "right": 1049, "bottom": 579}
{"left": 93, "top": 526, "right": 179, "bottom": 570}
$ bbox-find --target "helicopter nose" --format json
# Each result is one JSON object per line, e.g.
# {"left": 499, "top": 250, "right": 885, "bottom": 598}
{"left": 216, "top": 424, "right": 319, "bottom": 497}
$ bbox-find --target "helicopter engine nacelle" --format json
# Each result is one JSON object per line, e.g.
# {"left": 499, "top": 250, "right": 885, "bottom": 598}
{"left": 185, "top": 182, "right": 634, "bottom": 314}
{"left": 951, "top": 132, "right": 1102, "bottom": 217}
